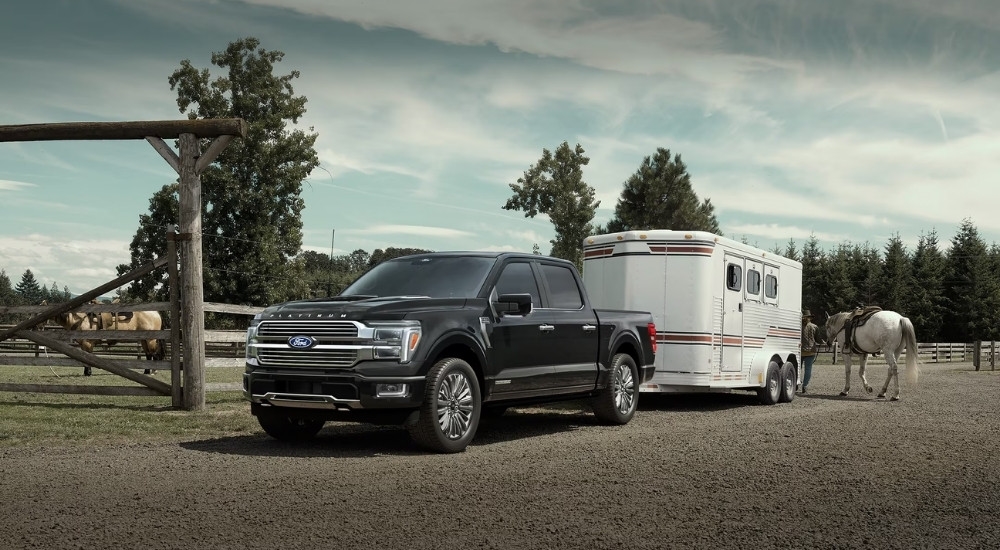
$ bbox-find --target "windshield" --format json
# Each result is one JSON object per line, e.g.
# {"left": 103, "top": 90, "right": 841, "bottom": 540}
{"left": 340, "top": 256, "right": 497, "bottom": 299}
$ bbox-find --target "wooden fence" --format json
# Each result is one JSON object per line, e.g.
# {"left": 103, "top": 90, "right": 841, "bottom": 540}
{"left": 823, "top": 341, "right": 1000, "bottom": 370}
{"left": 0, "top": 301, "right": 263, "bottom": 399}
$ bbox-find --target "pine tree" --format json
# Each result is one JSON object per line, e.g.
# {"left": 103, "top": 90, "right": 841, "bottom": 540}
{"left": 878, "top": 234, "right": 912, "bottom": 315}
{"left": 909, "top": 231, "right": 946, "bottom": 342}
{"left": 943, "top": 219, "right": 990, "bottom": 342}
{"left": 14, "top": 269, "right": 43, "bottom": 305}
{"left": 602, "top": 148, "right": 719, "bottom": 234}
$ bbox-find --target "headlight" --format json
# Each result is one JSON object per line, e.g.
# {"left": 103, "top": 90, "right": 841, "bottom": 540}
{"left": 245, "top": 314, "right": 261, "bottom": 361}
{"left": 370, "top": 321, "right": 421, "bottom": 363}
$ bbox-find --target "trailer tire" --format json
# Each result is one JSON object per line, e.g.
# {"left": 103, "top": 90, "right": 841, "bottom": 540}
{"left": 407, "top": 358, "right": 481, "bottom": 453}
{"left": 779, "top": 362, "right": 796, "bottom": 403}
{"left": 757, "top": 361, "right": 782, "bottom": 405}
{"left": 592, "top": 353, "right": 639, "bottom": 425}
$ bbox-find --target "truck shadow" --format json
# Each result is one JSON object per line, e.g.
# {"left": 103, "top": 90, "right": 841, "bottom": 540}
{"left": 179, "top": 406, "right": 601, "bottom": 458}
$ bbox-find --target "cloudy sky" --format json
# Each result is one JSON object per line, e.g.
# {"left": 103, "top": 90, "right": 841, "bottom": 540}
{"left": 2, "top": 0, "right": 998, "bottom": 295}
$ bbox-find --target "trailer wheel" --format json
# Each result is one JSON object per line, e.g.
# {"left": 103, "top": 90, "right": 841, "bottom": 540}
{"left": 592, "top": 353, "right": 639, "bottom": 424}
{"left": 757, "top": 361, "right": 782, "bottom": 405}
{"left": 256, "top": 409, "right": 324, "bottom": 441}
{"left": 779, "top": 362, "right": 796, "bottom": 403}
{"left": 407, "top": 358, "right": 482, "bottom": 453}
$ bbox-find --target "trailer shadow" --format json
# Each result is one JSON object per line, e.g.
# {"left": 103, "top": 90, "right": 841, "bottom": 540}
{"left": 180, "top": 406, "right": 601, "bottom": 459}
{"left": 638, "top": 391, "right": 765, "bottom": 412}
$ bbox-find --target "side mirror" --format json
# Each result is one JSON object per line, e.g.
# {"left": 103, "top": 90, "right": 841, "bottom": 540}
{"left": 495, "top": 293, "right": 533, "bottom": 317}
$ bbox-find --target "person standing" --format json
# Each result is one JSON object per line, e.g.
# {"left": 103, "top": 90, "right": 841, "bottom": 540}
{"left": 800, "top": 309, "right": 818, "bottom": 393}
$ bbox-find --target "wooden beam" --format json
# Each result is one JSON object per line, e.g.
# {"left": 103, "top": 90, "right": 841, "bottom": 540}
{"left": 0, "top": 302, "right": 172, "bottom": 315}
{"left": 15, "top": 330, "right": 171, "bottom": 394}
{"left": 0, "top": 357, "right": 163, "bottom": 370}
{"left": 146, "top": 136, "right": 180, "bottom": 174}
{"left": 179, "top": 133, "right": 206, "bottom": 411}
{"left": 0, "top": 119, "right": 248, "bottom": 142}
{"left": 195, "top": 134, "right": 234, "bottom": 173}
{"left": 0, "top": 383, "right": 163, "bottom": 396}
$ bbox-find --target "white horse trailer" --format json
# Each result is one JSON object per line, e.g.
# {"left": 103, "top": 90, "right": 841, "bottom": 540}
{"left": 582, "top": 230, "right": 803, "bottom": 404}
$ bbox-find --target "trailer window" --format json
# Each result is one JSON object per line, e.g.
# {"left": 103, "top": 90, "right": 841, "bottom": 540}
{"left": 747, "top": 269, "right": 761, "bottom": 297}
{"left": 765, "top": 274, "right": 778, "bottom": 298}
{"left": 726, "top": 264, "right": 742, "bottom": 291}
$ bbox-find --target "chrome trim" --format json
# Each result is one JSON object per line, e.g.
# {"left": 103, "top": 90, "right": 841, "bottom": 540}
{"left": 255, "top": 392, "right": 362, "bottom": 410}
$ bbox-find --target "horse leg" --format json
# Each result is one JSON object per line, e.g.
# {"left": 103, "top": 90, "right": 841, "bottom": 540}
{"left": 878, "top": 352, "right": 896, "bottom": 399}
{"left": 142, "top": 340, "right": 156, "bottom": 375}
{"left": 841, "top": 354, "right": 853, "bottom": 396}
{"left": 857, "top": 354, "right": 873, "bottom": 394}
{"left": 80, "top": 340, "right": 93, "bottom": 377}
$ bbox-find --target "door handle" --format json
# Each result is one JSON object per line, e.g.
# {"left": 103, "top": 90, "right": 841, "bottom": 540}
{"left": 582, "top": 324, "right": 597, "bottom": 332}
{"left": 538, "top": 324, "right": 555, "bottom": 332}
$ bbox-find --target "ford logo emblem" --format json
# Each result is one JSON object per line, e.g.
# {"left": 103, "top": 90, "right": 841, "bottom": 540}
{"left": 288, "top": 335, "right": 315, "bottom": 349}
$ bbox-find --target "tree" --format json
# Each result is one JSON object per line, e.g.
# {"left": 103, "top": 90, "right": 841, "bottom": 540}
{"left": 908, "top": 231, "right": 946, "bottom": 342}
{"left": 799, "top": 235, "right": 826, "bottom": 320}
{"left": 14, "top": 269, "right": 43, "bottom": 305}
{"left": 823, "top": 244, "right": 858, "bottom": 314}
{"left": 119, "top": 37, "right": 319, "bottom": 306}
{"left": 0, "top": 269, "right": 17, "bottom": 306}
{"left": 943, "top": 219, "right": 991, "bottom": 342}
{"left": 601, "top": 148, "right": 720, "bottom": 234}
{"left": 878, "top": 234, "right": 912, "bottom": 315}
{"left": 504, "top": 142, "right": 598, "bottom": 269}
{"left": 368, "top": 247, "right": 433, "bottom": 269}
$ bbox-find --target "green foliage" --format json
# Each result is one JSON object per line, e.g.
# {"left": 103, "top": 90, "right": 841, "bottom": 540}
{"left": 944, "top": 219, "right": 992, "bottom": 341}
{"left": 14, "top": 269, "right": 42, "bottom": 305}
{"left": 601, "top": 148, "right": 720, "bottom": 234}
{"left": 504, "top": 142, "right": 598, "bottom": 270}
{"left": 119, "top": 36, "right": 319, "bottom": 306}
{"left": 297, "top": 247, "right": 433, "bottom": 298}
{"left": 879, "top": 234, "right": 912, "bottom": 314}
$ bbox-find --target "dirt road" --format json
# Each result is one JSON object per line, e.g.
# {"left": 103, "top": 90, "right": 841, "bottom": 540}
{"left": 2, "top": 361, "right": 999, "bottom": 549}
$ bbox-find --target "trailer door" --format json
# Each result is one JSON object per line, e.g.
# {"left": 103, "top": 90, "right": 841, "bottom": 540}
{"left": 722, "top": 254, "right": 744, "bottom": 372}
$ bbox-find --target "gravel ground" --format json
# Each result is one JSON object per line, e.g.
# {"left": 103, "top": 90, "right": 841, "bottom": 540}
{"left": 2, "top": 360, "right": 999, "bottom": 550}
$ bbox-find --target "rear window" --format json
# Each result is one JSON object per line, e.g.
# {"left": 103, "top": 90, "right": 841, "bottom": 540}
{"left": 540, "top": 264, "right": 583, "bottom": 309}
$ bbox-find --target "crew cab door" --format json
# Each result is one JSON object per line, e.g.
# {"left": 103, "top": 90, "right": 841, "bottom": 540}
{"left": 487, "top": 260, "right": 550, "bottom": 397}
{"left": 536, "top": 261, "right": 599, "bottom": 391}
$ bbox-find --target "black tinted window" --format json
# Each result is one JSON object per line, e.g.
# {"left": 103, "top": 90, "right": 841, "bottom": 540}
{"left": 747, "top": 269, "right": 761, "bottom": 296}
{"left": 494, "top": 262, "right": 541, "bottom": 306}
{"left": 341, "top": 256, "right": 495, "bottom": 298}
{"left": 765, "top": 274, "right": 778, "bottom": 298}
{"left": 540, "top": 264, "right": 583, "bottom": 309}
{"left": 726, "top": 264, "right": 742, "bottom": 291}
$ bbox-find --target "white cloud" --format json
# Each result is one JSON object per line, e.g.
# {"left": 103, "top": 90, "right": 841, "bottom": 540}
{"left": 361, "top": 225, "right": 475, "bottom": 238}
{"left": 0, "top": 234, "right": 130, "bottom": 294}
{"left": 0, "top": 179, "right": 35, "bottom": 191}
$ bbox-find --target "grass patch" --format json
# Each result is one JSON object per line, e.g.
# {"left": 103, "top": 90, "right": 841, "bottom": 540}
{"left": 0, "top": 366, "right": 259, "bottom": 448}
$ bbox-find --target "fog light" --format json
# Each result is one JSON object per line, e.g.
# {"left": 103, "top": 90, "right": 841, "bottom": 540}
{"left": 376, "top": 383, "right": 409, "bottom": 397}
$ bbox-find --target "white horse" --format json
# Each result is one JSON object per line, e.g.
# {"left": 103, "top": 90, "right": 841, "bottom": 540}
{"left": 824, "top": 309, "right": 920, "bottom": 400}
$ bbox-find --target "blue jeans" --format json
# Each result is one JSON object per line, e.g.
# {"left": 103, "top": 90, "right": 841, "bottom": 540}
{"left": 802, "top": 354, "right": 816, "bottom": 389}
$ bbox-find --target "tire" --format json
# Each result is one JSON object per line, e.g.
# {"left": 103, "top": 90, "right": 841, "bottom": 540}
{"left": 592, "top": 353, "right": 639, "bottom": 425}
{"left": 779, "top": 362, "right": 796, "bottom": 403}
{"left": 256, "top": 409, "right": 324, "bottom": 441}
{"left": 407, "top": 358, "right": 482, "bottom": 453}
{"left": 757, "top": 361, "right": 782, "bottom": 405}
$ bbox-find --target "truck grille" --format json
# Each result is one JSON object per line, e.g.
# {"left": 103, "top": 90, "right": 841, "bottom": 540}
{"left": 258, "top": 348, "right": 359, "bottom": 368}
{"left": 257, "top": 320, "right": 359, "bottom": 340}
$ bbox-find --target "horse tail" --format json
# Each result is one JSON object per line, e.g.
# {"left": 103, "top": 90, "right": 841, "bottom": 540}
{"left": 901, "top": 316, "right": 919, "bottom": 386}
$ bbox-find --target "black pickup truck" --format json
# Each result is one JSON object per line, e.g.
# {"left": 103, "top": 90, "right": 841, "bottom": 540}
{"left": 244, "top": 252, "right": 656, "bottom": 452}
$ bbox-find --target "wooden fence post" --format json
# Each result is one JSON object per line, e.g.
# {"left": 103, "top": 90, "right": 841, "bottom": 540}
{"left": 993, "top": 341, "right": 996, "bottom": 372}
{"left": 167, "top": 227, "right": 182, "bottom": 408}
{"left": 974, "top": 340, "right": 981, "bottom": 371}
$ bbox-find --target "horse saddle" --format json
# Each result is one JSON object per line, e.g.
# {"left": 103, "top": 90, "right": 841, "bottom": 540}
{"left": 115, "top": 311, "right": 134, "bottom": 322}
{"left": 844, "top": 306, "right": 882, "bottom": 355}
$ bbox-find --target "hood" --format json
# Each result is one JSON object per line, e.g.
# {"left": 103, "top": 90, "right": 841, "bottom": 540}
{"left": 258, "top": 296, "right": 473, "bottom": 321}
